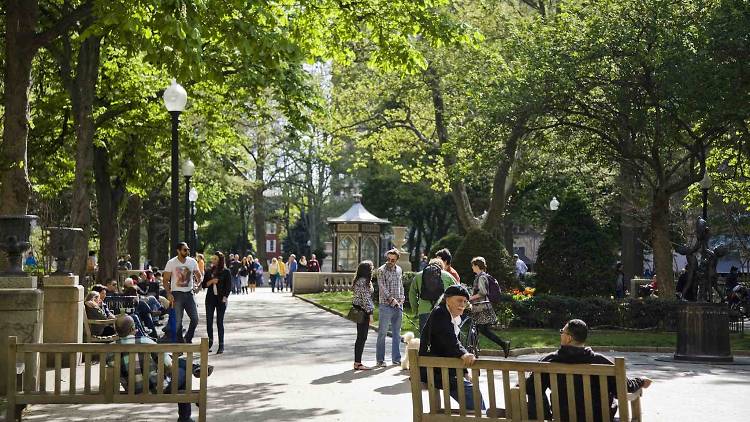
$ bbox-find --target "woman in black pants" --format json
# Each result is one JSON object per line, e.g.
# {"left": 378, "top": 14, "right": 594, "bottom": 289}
{"left": 352, "top": 260, "right": 375, "bottom": 370}
{"left": 202, "top": 251, "right": 232, "bottom": 354}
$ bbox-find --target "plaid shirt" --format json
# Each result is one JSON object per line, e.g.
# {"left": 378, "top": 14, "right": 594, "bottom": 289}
{"left": 376, "top": 264, "right": 404, "bottom": 305}
{"left": 117, "top": 335, "right": 171, "bottom": 393}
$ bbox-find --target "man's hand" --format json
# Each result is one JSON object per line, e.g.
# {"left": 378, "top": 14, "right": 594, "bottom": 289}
{"left": 641, "top": 378, "right": 653, "bottom": 389}
{"left": 461, "top": 353, "right": 476, "bottom": 367}
{"left": 166, "top": 292, "right": 174, "bottom": 305}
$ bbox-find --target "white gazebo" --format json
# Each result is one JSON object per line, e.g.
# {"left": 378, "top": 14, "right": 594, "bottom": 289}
{"left": 327, "top": 195, "right": 390, "bottom": 272}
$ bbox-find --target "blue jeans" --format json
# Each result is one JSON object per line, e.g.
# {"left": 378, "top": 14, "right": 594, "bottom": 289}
{"left": 376, "top": 304, "right": 402, "bottom": 363}
{"left": 173, "top": 291, "right": 198, "bottom": 343}
{"left": 450, "top": 379, "right": 486, "bottom": 411}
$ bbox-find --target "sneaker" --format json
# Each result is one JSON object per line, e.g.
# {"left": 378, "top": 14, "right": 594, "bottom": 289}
{"left": 392, "top": 361, "right": 401, "bottom": 366}
{"left": 375, "top": 361, "right": 387, "bottom": 368}
{"left": 192, "top": 365, "right": 214, "bottom": 378}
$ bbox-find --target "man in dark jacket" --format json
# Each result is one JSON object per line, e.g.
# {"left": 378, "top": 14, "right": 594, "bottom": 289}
{"left": 526, "top": 319, "right": 652, "bottom": 421}
{"left": 419, "top": 285, "right": 485, "bottom": 411}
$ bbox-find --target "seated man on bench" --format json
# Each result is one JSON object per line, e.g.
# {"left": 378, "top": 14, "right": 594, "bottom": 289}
{"left": 419, "top": 285, "right": 485, "bottom": 412}
{"left": 525, "top": 319, "right": 652, "bottom": 422}
{"left": 114, "top": 316, "right": 212, "bottom": 422}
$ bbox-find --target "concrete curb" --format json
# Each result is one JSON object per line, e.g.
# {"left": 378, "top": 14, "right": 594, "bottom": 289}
{"left": 296, "top": 294, "right": 750, "bottom": 357}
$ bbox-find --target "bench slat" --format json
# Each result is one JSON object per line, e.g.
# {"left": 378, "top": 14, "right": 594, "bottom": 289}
{"left": 142, "top": 350, "right": 151, "bottom": 398}
{"left": 17, "top": 343, "right": 201, "bottom": 353}
{"left": 599, "top": 374, "right": 610, "bottom": 421}
{"left": 441, "top": 367, "right": 451, "bottom": 415}
{"left": 69, "top": 353, "right": 77, "bottom": 395}
{"left": 185, "top": 352, "right": 193, "bottom": 394}
{"left": 84, "top": 353, "right": 91, "bottom": 394}
{"left": 583, "top": 374, "right": 594, "bottom": 422}
{"left": 54, "top": 353, "right": 62, "bottom": 395}
{"left": 417, "top": 356, "right": 618, "bottom": 375}
{"left": 566, "top": 373, "right": 577, "bottom": 422}
{"left": 171, "top": 352, "right": 179, "bottom": 394}
{"left": 39, "top": 352, "right": 47, "bottom": 392}
{"left": 487, "top": 369, "right": 497, "bottom": 418}
{"left": 456, "top": 368, "right": 467, "bottom": 417}
{"left": 615, "top": 358, "right": 630, "bottom": 422}
{"left": 427, "top": 364, "right": 438, "bottom": 413}
{"left": 517, "top": 371, "right": 528, "bottom": 420}
{"left": 199, "top": 338, "right": 209, "bottom": 422}
{"left": 113, "top": 352, "right": 121, "bottom": 396}
{"left": 534, "top": 369, "right": 544, "bottom": 421}
{"left": 157, "top": 352, "right": 165, "bottom": 395}
{"left": 502, "top": 369, "right": 511, "bottom": 419}
{"left": 128, "top": 352, "right": 136, "bottom": 395}
{"left": 471, "top": 369, "right": 481, "bottom": 418}
{"left": 550, "top": 372, "right": 561, "bottom": 422}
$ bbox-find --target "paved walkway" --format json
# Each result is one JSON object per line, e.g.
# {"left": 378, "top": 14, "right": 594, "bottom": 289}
{"left": 22, "top": 289, "right": 750, "bottom": 421}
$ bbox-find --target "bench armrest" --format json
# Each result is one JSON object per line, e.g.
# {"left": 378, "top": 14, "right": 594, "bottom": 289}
{"left": 87, "top": 319, "right": 116, "bottom": 325}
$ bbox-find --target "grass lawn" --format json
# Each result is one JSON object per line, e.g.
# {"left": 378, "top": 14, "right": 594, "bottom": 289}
{"left": 299, "top": 292, "right": 750, "bottom": 351}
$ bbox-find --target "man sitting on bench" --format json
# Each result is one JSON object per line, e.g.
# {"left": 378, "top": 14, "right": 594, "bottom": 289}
{"left": 525, "top": 319, "right": 652, "bottom": 421}
{"left": 115, "top": 316, "right": 212, "bottom": 422}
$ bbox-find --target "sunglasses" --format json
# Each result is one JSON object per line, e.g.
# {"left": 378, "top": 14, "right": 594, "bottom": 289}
{"left": 181, "top": 248, "right": 190, "bottom": 252}
{"left": 559, "top": 328, "right": 569, "bottom": 335}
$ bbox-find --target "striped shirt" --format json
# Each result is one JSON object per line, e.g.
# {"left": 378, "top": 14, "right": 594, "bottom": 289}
{"left": 117, "top": 335, "right": 171, "bottom": 393}
{"left": 376, "top": 264, "right": 404, "bottom": 305}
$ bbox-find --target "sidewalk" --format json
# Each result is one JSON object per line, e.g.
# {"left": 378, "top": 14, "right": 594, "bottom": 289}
{"left": 21, "top": 288, "right": 750, "bottom": 421}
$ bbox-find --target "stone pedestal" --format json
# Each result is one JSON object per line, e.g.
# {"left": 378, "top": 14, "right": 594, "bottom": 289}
{"left": 0, "top": 281, "right": 43, "bottom": 395}
{"left": 675, "top": 302, "right": 733, "bottom": 362}
{"left": 391, "top": 226, "right": 412, "bottom": 271}
{"left": 43, "top": 275, "right": 83, "bottom": 367}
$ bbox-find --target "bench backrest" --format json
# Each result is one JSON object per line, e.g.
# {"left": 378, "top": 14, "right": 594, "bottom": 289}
{"left": 6, "top": 337, "right": 209, "bottom": 421}
{"left": 408, "top": 349, "right": 641, "bottom": 422}
{"left": 104, "top": 295, "right": 139, "bottom": 315}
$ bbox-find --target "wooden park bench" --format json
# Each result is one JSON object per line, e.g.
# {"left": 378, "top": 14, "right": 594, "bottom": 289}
{"left": 408, "top": 349, "right": 643, "bottom": 421}
{"left": 83, "top": 316, "right": 119, "bottom": 343}
{"left": 6, "top": 336, "right": 209, "bottom": 422}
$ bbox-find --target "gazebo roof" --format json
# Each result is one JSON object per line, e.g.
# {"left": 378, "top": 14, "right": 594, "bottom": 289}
{"left": 327, "top": 195, "right": 390, "bottom": 224}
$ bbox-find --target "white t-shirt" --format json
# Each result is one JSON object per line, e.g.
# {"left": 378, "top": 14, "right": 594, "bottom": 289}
{"left": 163, "top": 256, "right": 200, "bottom": 293}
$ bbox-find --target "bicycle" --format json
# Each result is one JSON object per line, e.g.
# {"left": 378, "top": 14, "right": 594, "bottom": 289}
{"left": 459, "top": 315, "right": 482, "bottom": 357}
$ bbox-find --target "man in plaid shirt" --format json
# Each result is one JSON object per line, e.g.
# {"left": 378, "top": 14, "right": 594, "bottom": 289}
{"left": 375, "top": 248, "right": 405, "bottom": 367}
{"left": 115, "top": 316, "right": 212, "bottom": 422}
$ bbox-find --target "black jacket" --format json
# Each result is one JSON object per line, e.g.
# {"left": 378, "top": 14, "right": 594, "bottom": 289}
{"left": 526, "top": 345, "right": 645, "bottom": 422}
{"left": 202, "top": 267, "right": 232, "bottom": 300}
{"left": 418, "top": 303, "right": 467, "bottom": 390}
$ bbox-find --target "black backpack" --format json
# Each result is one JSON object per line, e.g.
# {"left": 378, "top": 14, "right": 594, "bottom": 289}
{"left": 420, "top": 264, "right": 444, "bottom": 304}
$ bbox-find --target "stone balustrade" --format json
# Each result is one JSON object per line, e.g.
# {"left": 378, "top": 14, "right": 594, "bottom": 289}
{"left": 292, "top": 272, "right": 356, "bottom": 294}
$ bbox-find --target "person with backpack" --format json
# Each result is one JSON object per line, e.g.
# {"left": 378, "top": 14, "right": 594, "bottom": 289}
{"left": 469, "top": 256, "right": 511, "bottom": 358}
{"left": 408, "top": 258, "right": 459, "bottom": 334}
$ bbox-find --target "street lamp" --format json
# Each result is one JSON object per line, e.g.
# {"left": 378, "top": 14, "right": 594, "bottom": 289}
{"left": 189, "top": 186, "right": 198, "bottom": 254}
{"left": 163, "top": 79, "right": 187, "bottom": 251}
{"left": 549, "top": 196, "right": 560, "bottom": 211}
{"left": 700, "top": 171, "right": 712, "bottom": 220}
{"left": 182, "top": 159, "right": 195, "bottom": 253}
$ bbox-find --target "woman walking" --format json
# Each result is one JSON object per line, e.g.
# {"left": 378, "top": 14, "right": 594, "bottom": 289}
{"left": 239, "top": 257, "right": 250, "bottom": 294}
{"left": 202, "top": 251, "right": 232, "bottom": 354}
{"left": 269, "top": 257, "right": 279, "bottom": 292}
{"left": 248, "top": 255, "right": 257, "bottom": 293}
{"left": 469, "top": 256, "right": 511, "bottom": 358}
{"left": 352, "top": 260, "right": 375, "bottom": 370}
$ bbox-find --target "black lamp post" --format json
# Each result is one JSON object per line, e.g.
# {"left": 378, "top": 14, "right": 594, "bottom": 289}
{"left": 163, "top": 79, "right": 188, "bottom": 251}
{"left": 182, "top": 159, "right": 195, "bottom": 253}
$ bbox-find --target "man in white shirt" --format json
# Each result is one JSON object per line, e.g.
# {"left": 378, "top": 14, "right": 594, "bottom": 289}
{"left": 514, "top": 254, "right": 528, "bottom": 283}
{"left": 163, "top": 242, "right": 202, "bottom": 343}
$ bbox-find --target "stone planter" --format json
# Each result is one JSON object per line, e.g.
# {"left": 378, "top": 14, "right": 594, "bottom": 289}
{"left": 0, "top": 215, "right": 38, "bottom": 275}
{"left": 47, "top": 227, "right": 83, "bottom": 275}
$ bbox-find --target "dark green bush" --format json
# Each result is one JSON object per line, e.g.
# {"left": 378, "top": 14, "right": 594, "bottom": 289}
{"left": 496, "top": 295, "right": 678, "bottom": 330}
{"left": 535, "top": 195, "right": 616, "bottom": 297}
{"left": 453, "top": 228, "right": 515, "bottom": 288}
{"left": 429, "top": 233, "right": 465, "bottom": 258}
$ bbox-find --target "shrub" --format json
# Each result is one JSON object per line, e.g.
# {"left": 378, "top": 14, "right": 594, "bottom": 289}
{"left": 535, "top": 195, "right": 616, "bottom": 297}
{"left": 429, "top": 233, "right": 465, "bottom": 258}
{"left": 453, "top": 228, "right": 515, "bottom": 288}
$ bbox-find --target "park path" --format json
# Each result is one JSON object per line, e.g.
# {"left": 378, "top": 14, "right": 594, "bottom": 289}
{"left": 21, "top": 288, "right": 750, "bottom": 421}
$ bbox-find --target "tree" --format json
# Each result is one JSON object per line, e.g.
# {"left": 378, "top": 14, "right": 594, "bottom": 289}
{"left": 453, "top": 228, "right": 515, "bottom": 288}
{"left": 535, "top": 195, "right": 616, "bottom": 297}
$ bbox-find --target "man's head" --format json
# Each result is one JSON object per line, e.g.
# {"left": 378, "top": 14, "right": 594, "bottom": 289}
{"left": 312, "top": 254, "right": 317, "bottom": 260}
{"left": 513, "top": 254, "right": 519, "bottom": 259}
{"left": 105, "top": 279, "right": 118, "bottom": 292}
{"left": 123, "top": 278, "right": 134, "bottom": 289}
{"left": 92, "top": 284, "right": 107, "bottom": 300}
{"left": 176, "top": 242, "right": 190, "bottom": 258}
{"left": 115, "top": 315, "right": 136, "bottom": 338}
{"left": 385, "top": 248, "right": 400, "bottom": 266}
{"left": 428, "top": 257, "right": 445, "bottom": 270}
{"left": 435, "top": 248, "right": 452, "bottom": 266}
{"left": 443, "top": 285, "right": 470, "bottom": 318}
{"left": 560, "top": 319, "right": 588, "bottom": 346}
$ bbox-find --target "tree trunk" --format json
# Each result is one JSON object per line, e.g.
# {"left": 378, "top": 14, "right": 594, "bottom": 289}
{"left": 68, "top": 33, "right": 101, "bottom": 278}
{"left": 93, "top": 144, "right": 127, "bottom": 282}
{"left": 145, "top": 197, "right": 170, "bottom": 269}
{"left": 651, "top": 189, "right": 674, "bottom": 297}
{"left": 252, "top": 164, "right": 267, "bottom": 266}
{"left": 126, "top": 195, "right": 142, "bottom": 270}
{"left": 0, "top": 0, "right": 38, "bottom": 215}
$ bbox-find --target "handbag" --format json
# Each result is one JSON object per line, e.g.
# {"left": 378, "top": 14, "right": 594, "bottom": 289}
{"left": 346, "top": 305, "right": 367, "bottom": 324}
{"left": 469, "top": 301, "right": 498, "bottom": 325}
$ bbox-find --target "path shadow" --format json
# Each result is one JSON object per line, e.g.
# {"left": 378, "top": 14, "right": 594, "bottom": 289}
{"left": 311, "top": 367, "right": 386, "bottom": 385}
